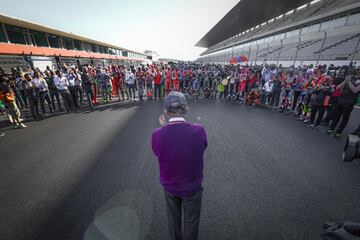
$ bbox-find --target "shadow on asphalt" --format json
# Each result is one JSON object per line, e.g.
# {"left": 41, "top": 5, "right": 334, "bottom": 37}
{"left": 32, "top": 101, "right": 149, "bottom": 240}
{"left": 0, "top": 99, "right": 149, "bottom": 129}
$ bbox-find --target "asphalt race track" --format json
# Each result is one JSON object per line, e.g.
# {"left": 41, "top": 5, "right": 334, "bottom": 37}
{"left": 1, "top": 100, "right": 360, "bottom": 240}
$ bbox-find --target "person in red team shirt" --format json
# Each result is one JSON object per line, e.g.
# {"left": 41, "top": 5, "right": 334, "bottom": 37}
{"left": 154, "top": 68, "right": 162, "bottom": 100}
{"left": 89, "top": 67, "right": 99, "bottom": 105}
{"left": 172, "top": 68, "right": 180, "bottom": 92}
{"left": 165, "top": 67, "right": 172, "bottom": 95}
{"left": 112, "top": 67, "right": 120, "bottom": 99}
{"left": 118, "top": 67, "right": 128, "bottom": 101}
{"left": 136, "top": 67, "right": 145, "bottom": 101}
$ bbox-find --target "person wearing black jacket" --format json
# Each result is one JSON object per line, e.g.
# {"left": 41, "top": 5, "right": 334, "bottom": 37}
{"left": 270, "top": 75, "right": 282, "bottom": 109}
{"left": 323, "top": 75, "right": 344, "bottom": 126}
{"left": 81, "top": 67, "right": 94, "bottom": 111}
{"left": 328, "top": 71, "right": 360, "bottom": 137}
{"left": 45, "top": 70, "right": 63, "bottom": 112}
{"left": 308, "top": 76, "right": 333, "bottom": 129}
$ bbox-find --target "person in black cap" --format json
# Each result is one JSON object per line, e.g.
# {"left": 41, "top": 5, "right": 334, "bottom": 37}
{"left": 152, "top": 91, "right": 208, "bottom": 240}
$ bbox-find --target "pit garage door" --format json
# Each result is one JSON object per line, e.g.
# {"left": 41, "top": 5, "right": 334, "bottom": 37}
{"left": 93, "top": 59, "right": 104, "bottom": 68}
{"left": 31, "top": 56, "right": 56, "bottom": 71}
{"left": 79, "top": 58, "right": 92, "bottom": 66}
{"left": 59, "top": 57, "right": 77, "bottom": 68}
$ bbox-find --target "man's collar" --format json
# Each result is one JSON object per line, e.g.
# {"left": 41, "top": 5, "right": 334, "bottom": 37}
{"left": 168, "top": 117, "right": 186, "bottom": 124}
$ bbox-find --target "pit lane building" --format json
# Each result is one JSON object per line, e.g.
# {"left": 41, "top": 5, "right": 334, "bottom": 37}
{"left": 0, "top": 14, "right": 149, "bottom": 72}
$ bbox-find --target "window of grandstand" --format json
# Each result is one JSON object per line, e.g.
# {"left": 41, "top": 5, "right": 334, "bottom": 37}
{"left": 109, "top": 48, "right": 116, "bottom": 55}
{"left": 29, "top": 30, "right": 48, "bottom": 47}
{"left": 5, "top": 25, "right": 28, "bottom": 45}
{"left": 47, "top": 34, "right": 61, "bottom": 48}
{"left": 83, "top": 42, "right": 91, "bottom": 52}
{"left": 106, "top": 48, "right": 112, "bottom": 55}
{"left": 62, "top": 37, "right": 74, "bottom": 50}
{"left": 0, "top": 25, "right": 7, "bottom": 42}
{"left": 73, "top": 40, "right": 82, "bottom": 51}
{"left": 91, "top": 44, "right": 98, "bottom": 53}
{"left": 98, "top": 45, "right": 105, "bottom": 54}
{"left": 122, "top": 51, "right": 128, "bottom": 57}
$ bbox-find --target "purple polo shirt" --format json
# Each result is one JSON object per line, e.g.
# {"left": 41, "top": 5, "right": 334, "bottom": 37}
{"left": 151, "top": 118, "right": 208, "bottom": 197}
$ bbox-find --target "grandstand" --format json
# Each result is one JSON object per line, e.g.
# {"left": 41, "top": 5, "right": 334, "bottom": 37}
{"left": 196, "top": 0, "right": 360, "bottom": 66}
{"left": 0, "top": 14, "right": 149, "bottom": 72}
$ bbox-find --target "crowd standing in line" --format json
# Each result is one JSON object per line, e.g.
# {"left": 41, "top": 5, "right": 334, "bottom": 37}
{"left": 0, "top": 62, "right": 359, "bottom": 137}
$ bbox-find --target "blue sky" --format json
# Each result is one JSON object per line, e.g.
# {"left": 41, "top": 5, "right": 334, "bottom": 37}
{"left": 0, "top": 0, "right": 239, "bottom": 60}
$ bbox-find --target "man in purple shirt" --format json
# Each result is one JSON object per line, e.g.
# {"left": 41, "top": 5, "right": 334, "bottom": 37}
{"left": 152, "top": 91, "right": 208, "bottom": 240}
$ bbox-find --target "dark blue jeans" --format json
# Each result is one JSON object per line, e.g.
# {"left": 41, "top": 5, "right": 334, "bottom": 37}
{"left": 154, "top": 84, "right": 161, "bottom": 99}
{"left": 164, "top": 188, "right": 203, "bottom": 240}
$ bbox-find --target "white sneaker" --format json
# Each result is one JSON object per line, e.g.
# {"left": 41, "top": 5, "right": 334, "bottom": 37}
{"left": 20, "top": 123, "right": 27, "bottom": 128}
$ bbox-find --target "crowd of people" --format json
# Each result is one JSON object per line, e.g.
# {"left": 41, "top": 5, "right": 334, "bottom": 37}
{"left": 0, "top": 62, "right": 359, "bottom": 137}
